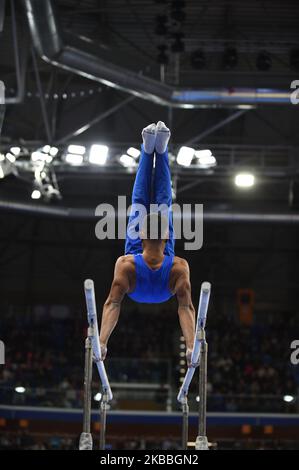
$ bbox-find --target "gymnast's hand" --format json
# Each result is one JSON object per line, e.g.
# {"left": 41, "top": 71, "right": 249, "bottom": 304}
{"left": 100, "top": 343, "right": 107, "bottom": 361}
{"left": 186, "top": 348, "right": 193, "bottom": 368}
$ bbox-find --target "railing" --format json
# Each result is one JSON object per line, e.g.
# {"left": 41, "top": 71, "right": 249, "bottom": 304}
{"left": 0, "top": 386, "right": 297, "bottom": 414}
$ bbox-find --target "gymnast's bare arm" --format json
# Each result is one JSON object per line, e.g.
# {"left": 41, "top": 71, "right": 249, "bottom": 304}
{"left": 172, "top": 258, "right": 196, "bottom": 367}
{"left": 99, "top": 256, "right": 133, "bottom": 359}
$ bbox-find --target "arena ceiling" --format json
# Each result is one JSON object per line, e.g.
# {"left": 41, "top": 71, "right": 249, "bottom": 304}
{"left": 0, "top": 0, "right": 299, "bottom": 306}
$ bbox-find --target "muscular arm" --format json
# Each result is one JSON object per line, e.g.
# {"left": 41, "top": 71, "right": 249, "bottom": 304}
{"left": 175, "top": 260, "right": 196, "bottom": 366}
{"left": 99, "top": 257, "right": 130, "bottom": 358}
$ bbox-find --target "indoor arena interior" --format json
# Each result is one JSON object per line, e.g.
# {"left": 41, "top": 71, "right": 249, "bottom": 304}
{"left": 0, "top": 0, "right": 299, "bottom": 452}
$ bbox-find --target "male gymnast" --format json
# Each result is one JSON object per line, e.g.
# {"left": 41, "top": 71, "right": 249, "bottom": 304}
{"left": 99, "top": 122, "right": 196, "bottom": 367}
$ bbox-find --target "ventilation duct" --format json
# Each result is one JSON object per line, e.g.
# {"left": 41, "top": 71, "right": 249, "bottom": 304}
{"left": 23, "top": 0, "right": 292, "bottom": 108}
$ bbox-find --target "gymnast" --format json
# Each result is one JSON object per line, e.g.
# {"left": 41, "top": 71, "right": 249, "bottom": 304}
{"left": 99, "top": 122, "right": 196, "bottom": 367}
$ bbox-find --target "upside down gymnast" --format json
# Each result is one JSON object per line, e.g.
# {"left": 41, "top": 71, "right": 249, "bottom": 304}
{"left": 99, "top": 122, "right": 196, "bottom": 367}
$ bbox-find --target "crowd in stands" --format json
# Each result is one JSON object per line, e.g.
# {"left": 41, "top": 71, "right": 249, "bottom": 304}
{"left": 0, "top": 303, "right": 298, "bottom": 413}
{"left": 0, "top": 432, "right": 74, "bottom": 450}
{"left": 1, "top": 432, "right": 299, "bottom": 450}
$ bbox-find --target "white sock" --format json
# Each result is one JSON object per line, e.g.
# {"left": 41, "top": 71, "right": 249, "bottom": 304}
{"left": 142, "top": 123, "right": 156, "bottom": 154}
{"left": 155, "top": 121, "right": 170, "bottom": 154}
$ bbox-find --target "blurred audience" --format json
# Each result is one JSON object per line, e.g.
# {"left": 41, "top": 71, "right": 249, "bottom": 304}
{"left": 0, "top": 305, "right": 298, "bottom": 412}
{"left": 1, "top": 432, "right": 299, "bottom": 450}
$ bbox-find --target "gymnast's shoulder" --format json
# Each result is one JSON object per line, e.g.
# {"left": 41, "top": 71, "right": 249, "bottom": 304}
{"left": 172, "top": 256, "right": 190, "bottom": 274}
{"left": 169, "top": 257, "right": 190, "bottom": 293}
{"left": 114, "top": 255, "right": 135, "bottom": 274}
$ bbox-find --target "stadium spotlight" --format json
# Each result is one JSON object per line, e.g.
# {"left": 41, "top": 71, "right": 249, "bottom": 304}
{"left": 120, "top": 154, "right": 136, "bottom": 168}
{"left": 49, "top": 146, "right": 59, "bottom": 156}
{"left": 10, "top": 146, "right": 21, "bottom": 156}
{"left": 67, "top": 144, "right": 86, "bottom": 155}
{"left": 235, "top": 172, "right": 255, "bottom": 188}
{"left": 127, "top": 147, "right": 140, "bottom": 159}
{"left": 5, "top": 152, "right": 16, "bottom": 163}
{"left": 195, "top": 149, "right": 217, "bottom": 168}
{"left": 89, "top": 144, "right": 109, "bottom": 165}
{"left": 177, "top": 146, "right": 194, "bottom": 166}
{"left": 42, "top": 145, "right": 51, "bottom": 153}
{"left": 31, "top": 151, "right": 45, "bottom": 162}
{"left": 283, "top": 395, "right": 294, "bottom": 403}
{"left": 32, "top": 146, "right": 58, "bottom": 163}
{"left": 65, "top": 153, "right": 83, "bottom": 165}
{"left": 31, "top": 189, "right": 41, "bottom": 200}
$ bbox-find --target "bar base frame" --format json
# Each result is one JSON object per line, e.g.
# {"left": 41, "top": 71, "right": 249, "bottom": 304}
{"left": 195, "top": 435, "right": 209, "bottom": 450}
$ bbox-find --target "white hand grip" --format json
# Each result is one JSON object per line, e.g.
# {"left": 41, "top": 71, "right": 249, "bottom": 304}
{"left": 84, "top": 279, "right": 113, "bottom": 402}
{"left": 177, "top": 281, "right": 211, "bottom": 404}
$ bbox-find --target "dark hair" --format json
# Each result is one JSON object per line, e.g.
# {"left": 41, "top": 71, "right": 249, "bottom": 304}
{"left": 141, "top": 212, "right": 169, "bottom": 240}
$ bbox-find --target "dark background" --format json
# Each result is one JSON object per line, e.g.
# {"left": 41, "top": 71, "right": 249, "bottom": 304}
{"left": 0, "top": 0, "right": 299, "bottom": 450}
{"left": 0, "top": 0, "right": 299, "bottom": 308}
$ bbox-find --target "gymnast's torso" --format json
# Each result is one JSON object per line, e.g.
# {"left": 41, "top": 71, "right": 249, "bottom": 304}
{"left": 118, "top": 253, "right": 188, "bottom": 304}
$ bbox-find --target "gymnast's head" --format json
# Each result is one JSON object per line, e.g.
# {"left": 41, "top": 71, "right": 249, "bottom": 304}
{"left": 140, "top": 212, "right": 169, "bottom": 247}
